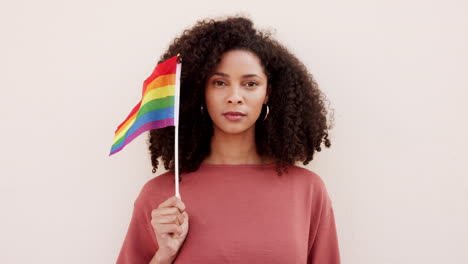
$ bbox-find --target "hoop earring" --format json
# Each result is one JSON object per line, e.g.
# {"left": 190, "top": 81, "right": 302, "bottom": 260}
{"left": 263, "top": 104, "right": 269, "bottom": 121}
{"left": 200, "top": 105, "right": 204, "bottom": 115}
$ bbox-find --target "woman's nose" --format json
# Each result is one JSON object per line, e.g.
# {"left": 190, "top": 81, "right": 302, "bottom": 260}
{"left": 226, "top": 85, "right": 243, "bottom": 104}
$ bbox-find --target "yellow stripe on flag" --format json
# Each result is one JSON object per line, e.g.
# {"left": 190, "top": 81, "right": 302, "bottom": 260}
{"left": 142, "top": 84, "right": 175, "bottom": 105}
{"left": 144, "top": 74, "right": 176, "bottom": 96}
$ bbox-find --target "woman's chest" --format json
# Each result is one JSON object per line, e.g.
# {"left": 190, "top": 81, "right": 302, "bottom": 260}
{"left": 173, "top": 178, "right": 311, "bottom": 263}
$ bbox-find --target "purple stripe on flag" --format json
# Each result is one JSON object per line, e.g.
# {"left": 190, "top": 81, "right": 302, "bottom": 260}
{"left": 109, "top": 118, "right": 174, "bottom": 156}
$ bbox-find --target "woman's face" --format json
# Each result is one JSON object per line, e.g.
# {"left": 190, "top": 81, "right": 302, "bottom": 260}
{"left": 205, "top": 49, "right": 269, "bottom": 136}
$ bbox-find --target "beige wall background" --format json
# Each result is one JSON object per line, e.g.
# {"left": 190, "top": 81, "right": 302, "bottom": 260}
{"left": 1, "top": 0, "right": 467, "bottom": 263}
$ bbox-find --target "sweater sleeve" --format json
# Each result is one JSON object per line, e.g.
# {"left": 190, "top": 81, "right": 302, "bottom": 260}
{"left": 307, "top": 179, "right": 341, "bottom": 264}
{"left": 116, "top": 200, "right": 159, "bottom": 264}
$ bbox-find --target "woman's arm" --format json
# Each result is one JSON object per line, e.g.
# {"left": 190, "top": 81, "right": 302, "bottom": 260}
{"left": 116, "top": 202, "right": 159, "bottom": 264}
{"left": 307, "top": 179, "right": 341, "bottom": 264}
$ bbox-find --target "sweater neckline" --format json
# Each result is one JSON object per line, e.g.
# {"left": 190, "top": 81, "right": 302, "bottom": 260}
{"left": 200, "top": 162, "right": 276, "bottom": 168}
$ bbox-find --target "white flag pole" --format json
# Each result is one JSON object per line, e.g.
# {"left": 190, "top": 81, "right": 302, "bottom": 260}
{"left": 174, "top": 54, "right": 182, "bottom": 200}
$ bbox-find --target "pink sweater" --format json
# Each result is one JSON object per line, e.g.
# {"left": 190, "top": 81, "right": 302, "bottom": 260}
{"left": 116, "top": 163, "right": 340, "bottom": 263}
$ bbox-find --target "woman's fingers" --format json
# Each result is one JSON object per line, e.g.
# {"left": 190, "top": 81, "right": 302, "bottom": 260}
{"left": 157, "top": 196, "right": 186, "bottom": 214}
{"left": 151, "top": 196, "right": 188, "bottom": 239}
{"left": 152, "top": 207, "right": 184, "bottom": 225}
{"left": 152, "top": 222, "right": 183, "bottom": 236}
{"left": 153, "top": 207, "right": 181, "bottom": 217}
{"left": 150, "top": 196, "right": 189, "bottom": 260}
{"left": 152, "top": 214, "right": 184, "bottom": 225}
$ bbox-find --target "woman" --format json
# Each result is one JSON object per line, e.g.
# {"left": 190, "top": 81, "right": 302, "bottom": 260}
{"left": 116, "top": 15, "right": 340, "bottom": 264}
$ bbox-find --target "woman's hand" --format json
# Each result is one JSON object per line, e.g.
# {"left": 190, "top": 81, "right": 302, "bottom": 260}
{"left": 151, "top": 196, "right": 189, "bottom": 260}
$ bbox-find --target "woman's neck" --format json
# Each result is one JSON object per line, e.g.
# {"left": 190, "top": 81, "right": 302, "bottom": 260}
{"left": 202, "top": 128, "right": 272, "bottom": 165}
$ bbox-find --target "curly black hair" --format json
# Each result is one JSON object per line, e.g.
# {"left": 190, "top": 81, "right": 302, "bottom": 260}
{"left": 148, "top": 15, "right": 334, "bottom": 179}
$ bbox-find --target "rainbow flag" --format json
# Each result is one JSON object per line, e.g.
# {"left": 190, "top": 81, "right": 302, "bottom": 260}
{"left": 109, "top": 55, "right": 181, "bottom": 156}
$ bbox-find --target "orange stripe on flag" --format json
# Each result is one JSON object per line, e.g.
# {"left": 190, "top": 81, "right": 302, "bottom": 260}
{"left": 143, "top": 74, "right": 176, "bottom": 97}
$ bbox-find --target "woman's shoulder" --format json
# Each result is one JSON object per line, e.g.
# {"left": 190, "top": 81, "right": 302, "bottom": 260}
{"left": 133, "top": 170, "right": 175, "bottom": 208}
{"left": 287, "top": 165, "right": 334, "bottom": 209}
{"left": 288, "top": 164, "right": 329, "bottom": 191}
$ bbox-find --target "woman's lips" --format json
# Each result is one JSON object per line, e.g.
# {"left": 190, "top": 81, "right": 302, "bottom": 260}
{"left": 223, "top": 113, "right": 245, "bottom": 121}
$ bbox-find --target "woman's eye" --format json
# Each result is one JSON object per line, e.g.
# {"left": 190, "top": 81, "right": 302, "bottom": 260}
{"left": 245, "top": 81, "right": 258, "bottom": 87}
{"left": 213, "top": 80, "right": 225, "bottom": 86}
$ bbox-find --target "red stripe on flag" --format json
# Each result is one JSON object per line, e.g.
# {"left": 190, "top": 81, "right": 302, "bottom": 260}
{"left": 142, "top": 56, "right": 178, "bottom": 96}
{"left": 115, "top": 101, "right": 141, "bottom": 132}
